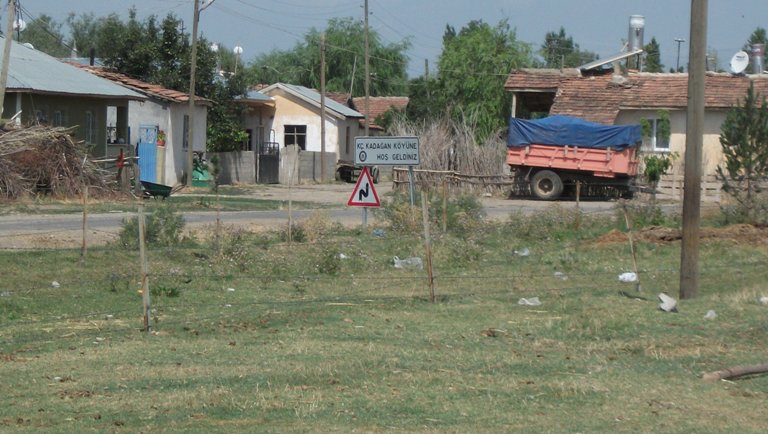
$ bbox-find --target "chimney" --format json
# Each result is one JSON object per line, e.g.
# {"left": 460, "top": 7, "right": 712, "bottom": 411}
{"left": 752, "top": 43, "right": 765, "bottom": 74}
{"left": 628, "top": 15, "right": 645, "bottom": 51}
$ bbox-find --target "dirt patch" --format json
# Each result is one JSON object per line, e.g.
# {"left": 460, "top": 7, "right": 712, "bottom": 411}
{"left": 594, "top": 224, "right": 768, "bottom": 246}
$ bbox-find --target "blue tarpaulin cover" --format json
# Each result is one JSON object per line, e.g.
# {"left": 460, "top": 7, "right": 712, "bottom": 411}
{"left": 508, "top": 116, "right": 642, "bottom": 150}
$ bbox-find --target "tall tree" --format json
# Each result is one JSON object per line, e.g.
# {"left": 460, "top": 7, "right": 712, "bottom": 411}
{"left": 539, "top": 27, "right": 598, "bottom": 69}
{"left": 742, "top": 27, "right": 767, "bottom": 51}
{"left": 717, "top": 83, "right": 768, "bottom": 224}
{"left": 247, "top": 17, "right": 410, "bottom": 97}
{"left": 435, "top": 19, "right": 534, "bottom": 142}
{"left": 18, "top": 14, "right": 69, "bottom": 57}
{"left": 643, "top": 37, "right": 664, "bottom": 72}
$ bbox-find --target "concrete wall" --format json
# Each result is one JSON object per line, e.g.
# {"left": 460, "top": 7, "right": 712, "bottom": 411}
{"left": 277, "top": 146, "right": 335, "bottom": 183}
{"left": 209, "top": 151, "right": 256, "bottom": 184}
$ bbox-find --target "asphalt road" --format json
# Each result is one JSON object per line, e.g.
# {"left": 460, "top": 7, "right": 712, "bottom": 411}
{"left": 0, "top": 198, "right": 620, "bottom": 238}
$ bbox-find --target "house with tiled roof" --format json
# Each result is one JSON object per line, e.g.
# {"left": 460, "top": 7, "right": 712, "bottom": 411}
{"left": 351, "top": 96, "right": 409, "bottom": 133}
{"left": 505, "top": 68, "right": 768, "bottom": 179}
{"left": 74, "top": 64, "right": 211, "bottom": 187}
{"left": 0, "top": 36, "right": 145, "bottom": 156}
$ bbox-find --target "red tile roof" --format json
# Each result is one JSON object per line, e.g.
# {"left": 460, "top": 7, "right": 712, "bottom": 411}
{"left": 503, "top": 68, "right": 580, "bottom": 91}
{"left": 69, "top": 63, "right": 210, "bottom": 105}
{"left": 506, "top": 69, "right": 768, "bottom": 124}
{"left": 352, "top": 96, "right": 409, "bottom": 130}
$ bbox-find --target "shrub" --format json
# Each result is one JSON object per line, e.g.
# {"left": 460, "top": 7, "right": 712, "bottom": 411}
{"left": 118, "top": 204, "right": 187, "bottom": 249}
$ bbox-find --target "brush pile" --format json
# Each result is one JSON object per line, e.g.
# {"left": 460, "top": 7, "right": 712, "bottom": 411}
{"left": 0, "top": 125, "right": 116, "bottom": 200}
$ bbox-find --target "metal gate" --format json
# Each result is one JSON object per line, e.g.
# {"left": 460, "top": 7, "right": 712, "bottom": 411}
{"left": 257, "top": 140, "right": 280, "bottom": 184}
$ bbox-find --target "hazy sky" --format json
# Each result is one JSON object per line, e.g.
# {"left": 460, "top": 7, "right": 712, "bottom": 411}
{"left": 14, "top": 0, "right": 768, "bottom": 76}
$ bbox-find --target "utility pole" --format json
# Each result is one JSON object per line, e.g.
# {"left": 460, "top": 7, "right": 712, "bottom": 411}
{"left": 0, "top": 0, "right": 17, "bottom": 118}
{"left": 675, "top": 38, "right": 686, "bottom": 72}
{"left": 320, "top": 32, "right": 326, "bottom": 182}
{"left": 186, "top": 0, "right": 200, "bottom": 187}
{"left": 185, "top": 0, "right": 215, "bottom": 187}
{"left": 680, "top": 0, "right": 707, "bottom": 300}
{"left": 363, "top": 0, "right": 370, "bottom": 137}
{"left": 424, "top": 58, "right": 430, "bottom": 99}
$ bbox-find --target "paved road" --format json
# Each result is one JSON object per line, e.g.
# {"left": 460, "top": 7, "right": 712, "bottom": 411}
{"left": 0, "top": 200, "right": 620, "bottom": 244}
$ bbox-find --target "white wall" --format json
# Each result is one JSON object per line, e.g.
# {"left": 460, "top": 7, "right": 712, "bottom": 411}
{"left": 127, "top": 99, "right": 207, "bottom": 186}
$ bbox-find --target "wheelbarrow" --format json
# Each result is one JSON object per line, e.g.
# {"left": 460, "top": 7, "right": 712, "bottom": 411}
{"left": 140, "top": 180, "right": 184, "bottom": 199}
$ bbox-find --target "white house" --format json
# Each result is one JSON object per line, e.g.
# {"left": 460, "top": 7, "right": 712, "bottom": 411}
{"left": 74, "top": 65, "right": 210, "bottom": 187}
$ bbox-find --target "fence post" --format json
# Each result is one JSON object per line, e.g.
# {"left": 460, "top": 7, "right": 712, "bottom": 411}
{"left": 138, "top": 204, "right": 152, "bottom": 332}
{"left": 421, "top": 190, "right": 436, "bottom": 302}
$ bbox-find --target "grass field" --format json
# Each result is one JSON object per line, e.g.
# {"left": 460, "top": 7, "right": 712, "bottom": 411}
{"left": 1, "top": 201, "right": 767, "bottom": 433}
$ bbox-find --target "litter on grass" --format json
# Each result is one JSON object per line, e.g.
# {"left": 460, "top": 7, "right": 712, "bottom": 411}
{"left": 618, "top": 272, "right": 638, "bottom": 283}
{"left": 393, "top": 256, "right": 423, "bottom": 270}
{"left": 518, "top": 297, "right": 542, "bottom": 306}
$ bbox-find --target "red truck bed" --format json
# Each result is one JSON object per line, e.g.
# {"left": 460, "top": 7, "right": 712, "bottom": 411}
{"left": 506, "top": 144, "right": 639, "bottom": 178}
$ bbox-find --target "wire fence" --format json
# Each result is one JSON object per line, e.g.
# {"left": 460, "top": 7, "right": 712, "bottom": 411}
{"left": 1, "top": 196, "right": 765, "bottom": 354}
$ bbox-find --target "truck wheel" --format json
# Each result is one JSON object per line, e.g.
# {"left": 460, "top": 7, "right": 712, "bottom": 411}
{"left": 335, "top": 169, "right": 342, "bottom": 182}
{"left": 531, "top": 170, "right": 563, "bottom": 200}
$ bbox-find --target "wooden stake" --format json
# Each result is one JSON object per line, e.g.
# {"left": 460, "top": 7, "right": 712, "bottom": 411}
{"left": 442, "top": 179, "right": 448, "bottom": 233}
{"left": 621, "top": 201, "right": 640, "bottom": 291}
{"left": 138, "top": 204, "right": 152, "bottom": 332}
{"left": 421, "top": 191, "right": 436, "bottom": 303}
{"left": 81, "top": 185, "right": 88, "bottom": 260}
{"left": 703, "top": 363, "right": 768, "bottom": 381}
{"left": 575, "top": 180, "right": 581, "bottom": 230}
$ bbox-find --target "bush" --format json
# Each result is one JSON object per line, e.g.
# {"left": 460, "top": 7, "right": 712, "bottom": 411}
{"left": 118, "top": 204, "right": 187, "bottom": 249}
{"left": 378, "top": 192, "right": 486, "bottom": 236}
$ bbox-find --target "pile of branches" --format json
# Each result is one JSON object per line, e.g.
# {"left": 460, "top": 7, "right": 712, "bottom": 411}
{"left": 388, "top": 116, "right": 508, "bottom": 189}
{"left": 0, "top": 125, "right": 116, "bottom": 200}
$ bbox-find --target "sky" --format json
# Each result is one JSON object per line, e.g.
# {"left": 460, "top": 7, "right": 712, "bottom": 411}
{"left": 13, "top": 0, "right": 768, "bottom": 77}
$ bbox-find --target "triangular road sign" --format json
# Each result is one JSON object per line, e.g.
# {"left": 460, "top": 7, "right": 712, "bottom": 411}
{"left": 347, "top": 167, "right": 380, "bottom": 207}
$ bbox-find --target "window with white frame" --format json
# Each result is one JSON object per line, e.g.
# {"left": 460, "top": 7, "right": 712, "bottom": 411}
{"left": 641, "top": 111, "right": 671, "bottom": 152}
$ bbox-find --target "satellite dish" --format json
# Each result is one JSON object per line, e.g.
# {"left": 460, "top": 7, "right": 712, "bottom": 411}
{"left": 730, "top": 51, "right": 749, "bottom": 74}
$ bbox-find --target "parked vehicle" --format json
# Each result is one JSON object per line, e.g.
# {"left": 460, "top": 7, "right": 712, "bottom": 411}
{"left": 335, "top": 160, "right": 380, "bottom": 184}
{"left": 507, "top": 116, "right": 642, "bottom": 200}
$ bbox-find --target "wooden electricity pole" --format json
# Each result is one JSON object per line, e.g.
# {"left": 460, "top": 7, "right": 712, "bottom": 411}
{"left": 680, "top": 0, "right": 708, "bottom": 300}
{"left": 185, "top": 0, "right": 200, "bottom": 187}
{"left": 320, "top": 32, "right": 326, "bottom": 182}
{"left": 0, "top": 0, "right": 17, "bottom": 118}
{"left": 363, "top": 0, "right": 370, "bottom": 137}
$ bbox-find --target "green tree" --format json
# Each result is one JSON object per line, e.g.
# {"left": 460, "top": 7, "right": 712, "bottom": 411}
{"left": 247, "top": 17, "right": 410, "bottom": 97}
{"left": 643, "top": 37, "right": 664, "bottom": 72}
{"left": 716, "top": 83, "right": 768, "bottom": 224}
{"left": 435, "top": 19, "right": 534, "bottom": 142}
{"left": 742, "top": 27, "right": 767, "bottom": 51}
{"left": 18, "top": 14, "right": 69, "bottom": 57}
{"left": 539, "top": 27, "right": 598, "bottom": 68}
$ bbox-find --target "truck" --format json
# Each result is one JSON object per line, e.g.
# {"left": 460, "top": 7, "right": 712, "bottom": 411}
{"left": 335, "top": 160, "right": 380, "bottom": 184}
{"left": 507, "top": 115, "right": 642, "bottom": 200}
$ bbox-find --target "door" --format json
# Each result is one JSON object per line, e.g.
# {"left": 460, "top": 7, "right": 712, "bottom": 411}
{"left": 138, "top": 125, "right": 158, "bottom": 183}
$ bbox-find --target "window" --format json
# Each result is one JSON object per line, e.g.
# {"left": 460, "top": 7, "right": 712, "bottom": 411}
{"left": 646, "top": 118, "right": 669, "bottom": 151}
{"left": 642, "top": 113, "right": 671, "bottom": 152}
{"left": 345, "top": 126, "right": 351, "bottom": 156}
{"left": 284, "top": 125, "right": 307, "bottom": 150}
{"left": 53, "top": 111, "right": 64, "bottom": 127}
{"left": 242, "top": 129, "right": 253, "bottom": 151}
{"left": 84, "top": 111, "right": 96, "bottom": 144}
{"left": 182, "top": 115, "right": 189, "bottom": 150}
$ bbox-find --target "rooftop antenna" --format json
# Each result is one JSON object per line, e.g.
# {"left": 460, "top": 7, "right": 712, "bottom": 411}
{"left": 729, "top": 51, "right": 749, "bottom": 75}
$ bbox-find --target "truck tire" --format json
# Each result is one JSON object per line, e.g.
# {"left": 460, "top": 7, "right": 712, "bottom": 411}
{"left": 370, "top": 166, "right": 380, "bottom": 184}
{"left": 531, "top": 170, "right": 564, "bottom": 200}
